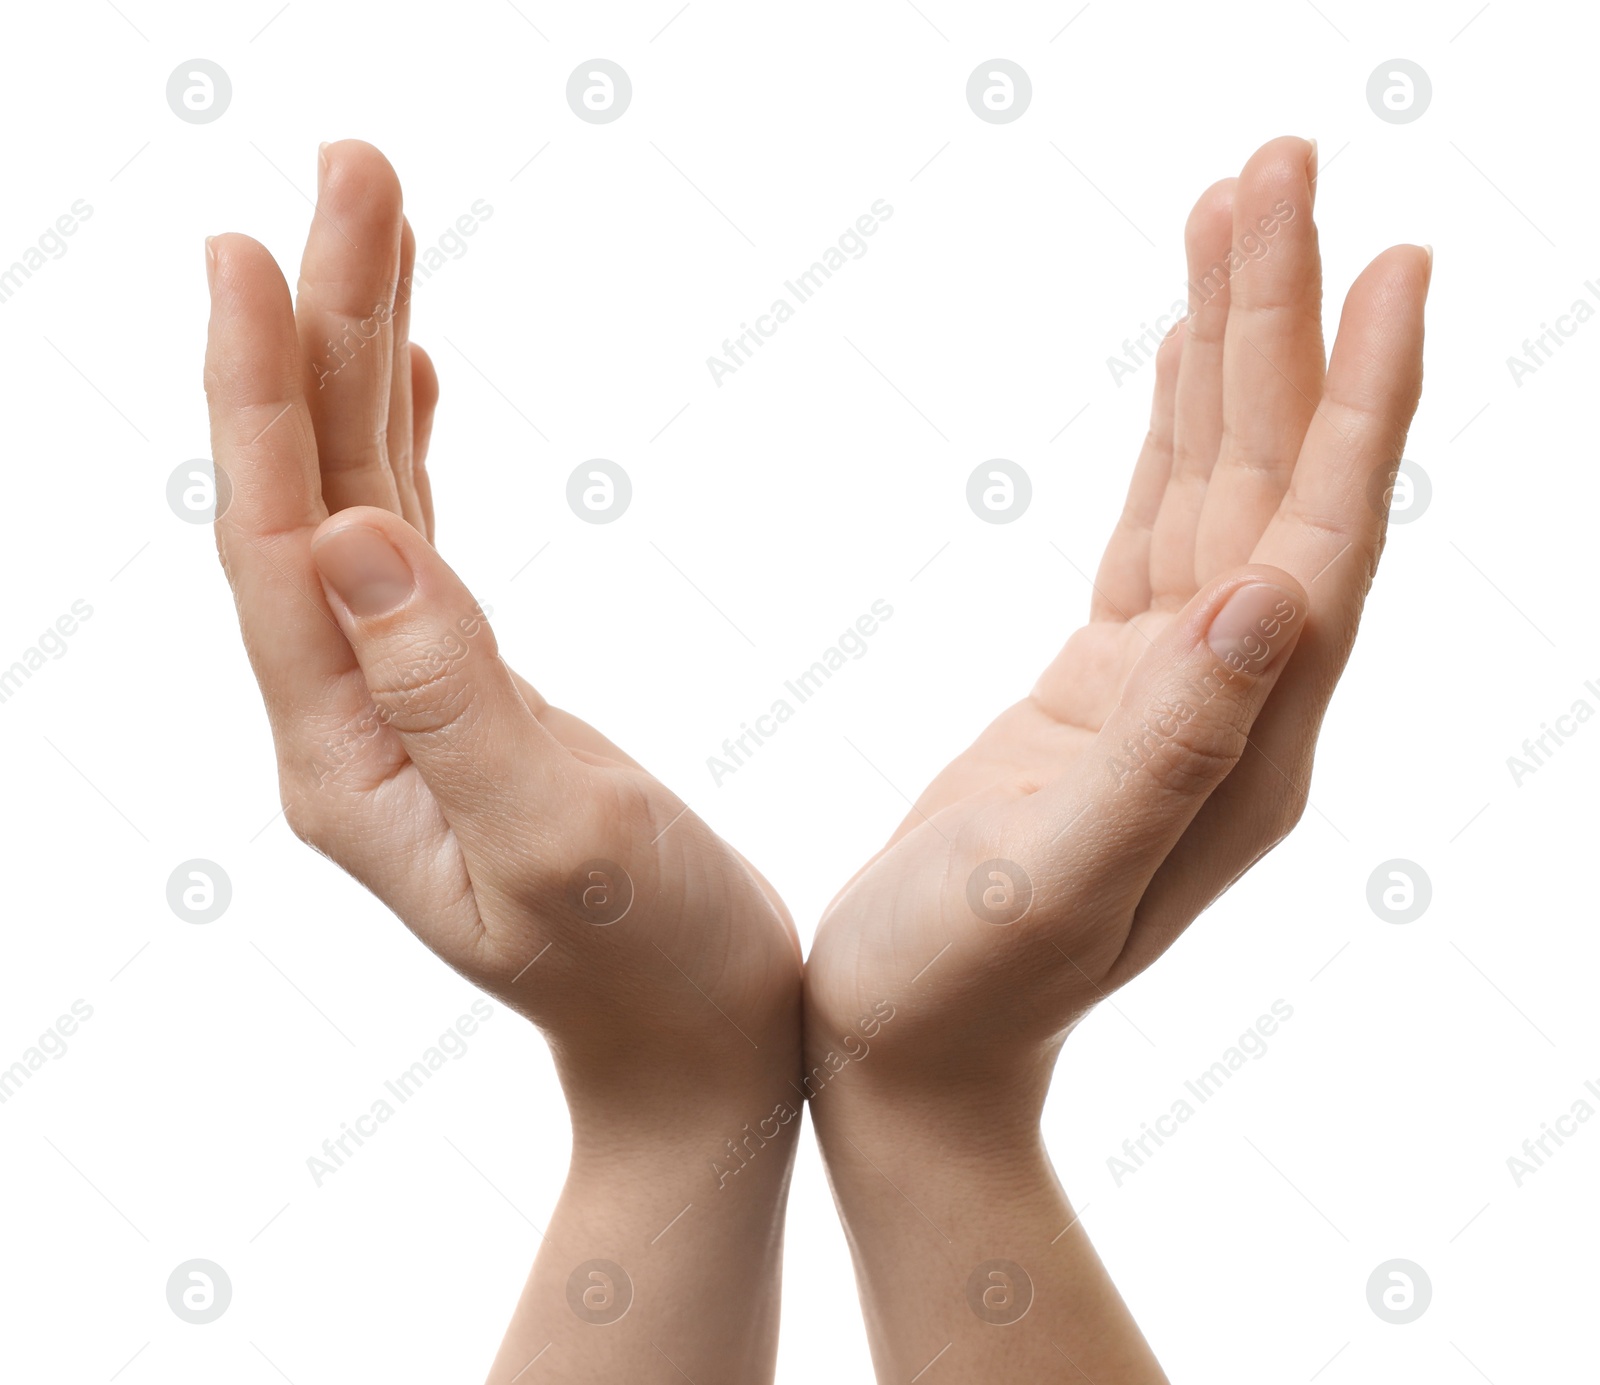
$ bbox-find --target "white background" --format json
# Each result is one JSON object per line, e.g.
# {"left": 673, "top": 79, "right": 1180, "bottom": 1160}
{"left": 0, "top": 0, "right": 1593, "bottom": 1380}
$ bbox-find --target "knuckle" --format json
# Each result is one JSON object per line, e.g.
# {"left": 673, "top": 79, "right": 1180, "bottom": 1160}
{"left": 1149, "top": 724, "right": 1246, "bottom": 797}
{"left": 1276, "top": 493, "right": 1350, "bottom": 549}
{"left": 1118, "top": 697, "right": 1249, "bottom": 799}
{"left": 364, "top": 640, "right": 476, "bottom": 737}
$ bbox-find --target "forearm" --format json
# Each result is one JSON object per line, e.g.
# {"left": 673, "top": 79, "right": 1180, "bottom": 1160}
{"left": 811, "top": 1078, "right": 1168, "bottom": 1384}
{"left": 486, "top": 1087, "right": 800, "bottom": 1385}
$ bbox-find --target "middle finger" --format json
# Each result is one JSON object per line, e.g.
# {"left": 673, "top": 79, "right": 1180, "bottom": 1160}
{"left": 295, "top": 139, "right": 405, "bottom": 517}
{"left": 1194, "top": 136, "right": 1323, "bottom": 582}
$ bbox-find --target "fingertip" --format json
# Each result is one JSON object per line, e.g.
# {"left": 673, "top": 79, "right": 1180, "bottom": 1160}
{"left": 303, "top": 141, "right": 404, "bottom": 291}
{"left": 205, "top": 235, "right": 298, "bottom": 342}
{"left": 1186, "top": 177, "right": 1236, "bottom": 239}
{"left": 203, "top": 235, "right": 300, "bottom": 405}
{"left": 409, "top": 343, "right": 441, "bottom": 544}
{"left": 1414, "top": 243, "right": 1435, "bottom": 296}
{"left": 410, "top": 341, "right": 439, "bottom": 410}
{"left": 1242, "top": 135, "right": 1317, "bottom": 185}
{"left": 1342, "top": 246, "right": 1431, "bottom": 411}
{"left": 1346, "top": 244, "right": 1433, "bottom": 324}
{"left": 206, "top": 232, "right": 280, "bottom": 298}
{"left": 1235, "top": 136, "right": 1318, "bottom": 231}
{"left": 319, "top": 139, "right": 403, "bottom": 210}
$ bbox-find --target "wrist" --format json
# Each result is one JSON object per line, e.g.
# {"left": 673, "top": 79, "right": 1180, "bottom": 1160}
{"left": 549, "top": 993, "right": 804, "bottom": 1159}
{"left": 563, "top": 1063, "right": 804, "bottom": 1191}
{"left": 805, "top": 1022, "right": 1057, "bottom": 1162}
{"left": 805, "top": 1067, "right": 1169, "bottom": 1385}
{"left": 493, "top": 1080, "right": 799, "bottom": 1385}
{"left": 812, "top": 1081, "right": 1055, "bottom": 1215}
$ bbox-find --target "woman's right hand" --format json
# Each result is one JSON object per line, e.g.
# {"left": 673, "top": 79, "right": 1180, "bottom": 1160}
{"left": 803, "top": 135, "right": 1430, "bottom": 1384}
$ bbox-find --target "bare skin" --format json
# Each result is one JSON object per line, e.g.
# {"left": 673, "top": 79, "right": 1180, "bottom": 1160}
{"left": 802, "top": 135, "right": 1431, "bottom": 1382}
{"left": 204, "top": 140, "right": 804, "bottom": 1385}
{"left": 204, "top": 133, "right": 1429, "bottom": 1383}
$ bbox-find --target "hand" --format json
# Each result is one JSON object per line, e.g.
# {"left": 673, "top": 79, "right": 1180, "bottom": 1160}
{"left": 803, "top": 135, "right": 1430, "bottom": 1382}
{"left": 204, "top": 140, "right": 802, "bottom": 1384}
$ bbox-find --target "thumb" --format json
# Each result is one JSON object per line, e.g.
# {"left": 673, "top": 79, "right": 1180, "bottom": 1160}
{"left": 309, "top": 507, "right": 574, "bottom": 865}
{"left": 1028, "top": 565, "right": 1308, "bottom": 893}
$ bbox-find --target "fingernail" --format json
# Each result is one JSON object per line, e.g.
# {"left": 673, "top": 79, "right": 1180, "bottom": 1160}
{"left": 313, "top": 524, "right": 414, "bottom": 617}
{"left": 1306, "top": 138, "right": 1318, "bottom": 205}
{"left": 318, "top": 141, "right": 331, "bottom": 192}
{"left": 1422, "top": 243, "right": 1435, "bottom": 275}
{"left": 204, "top": 235, "right": 218, "bottom": 292}
{"left": 1206, "top": 582, "right": 1303, "bottom": 672}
